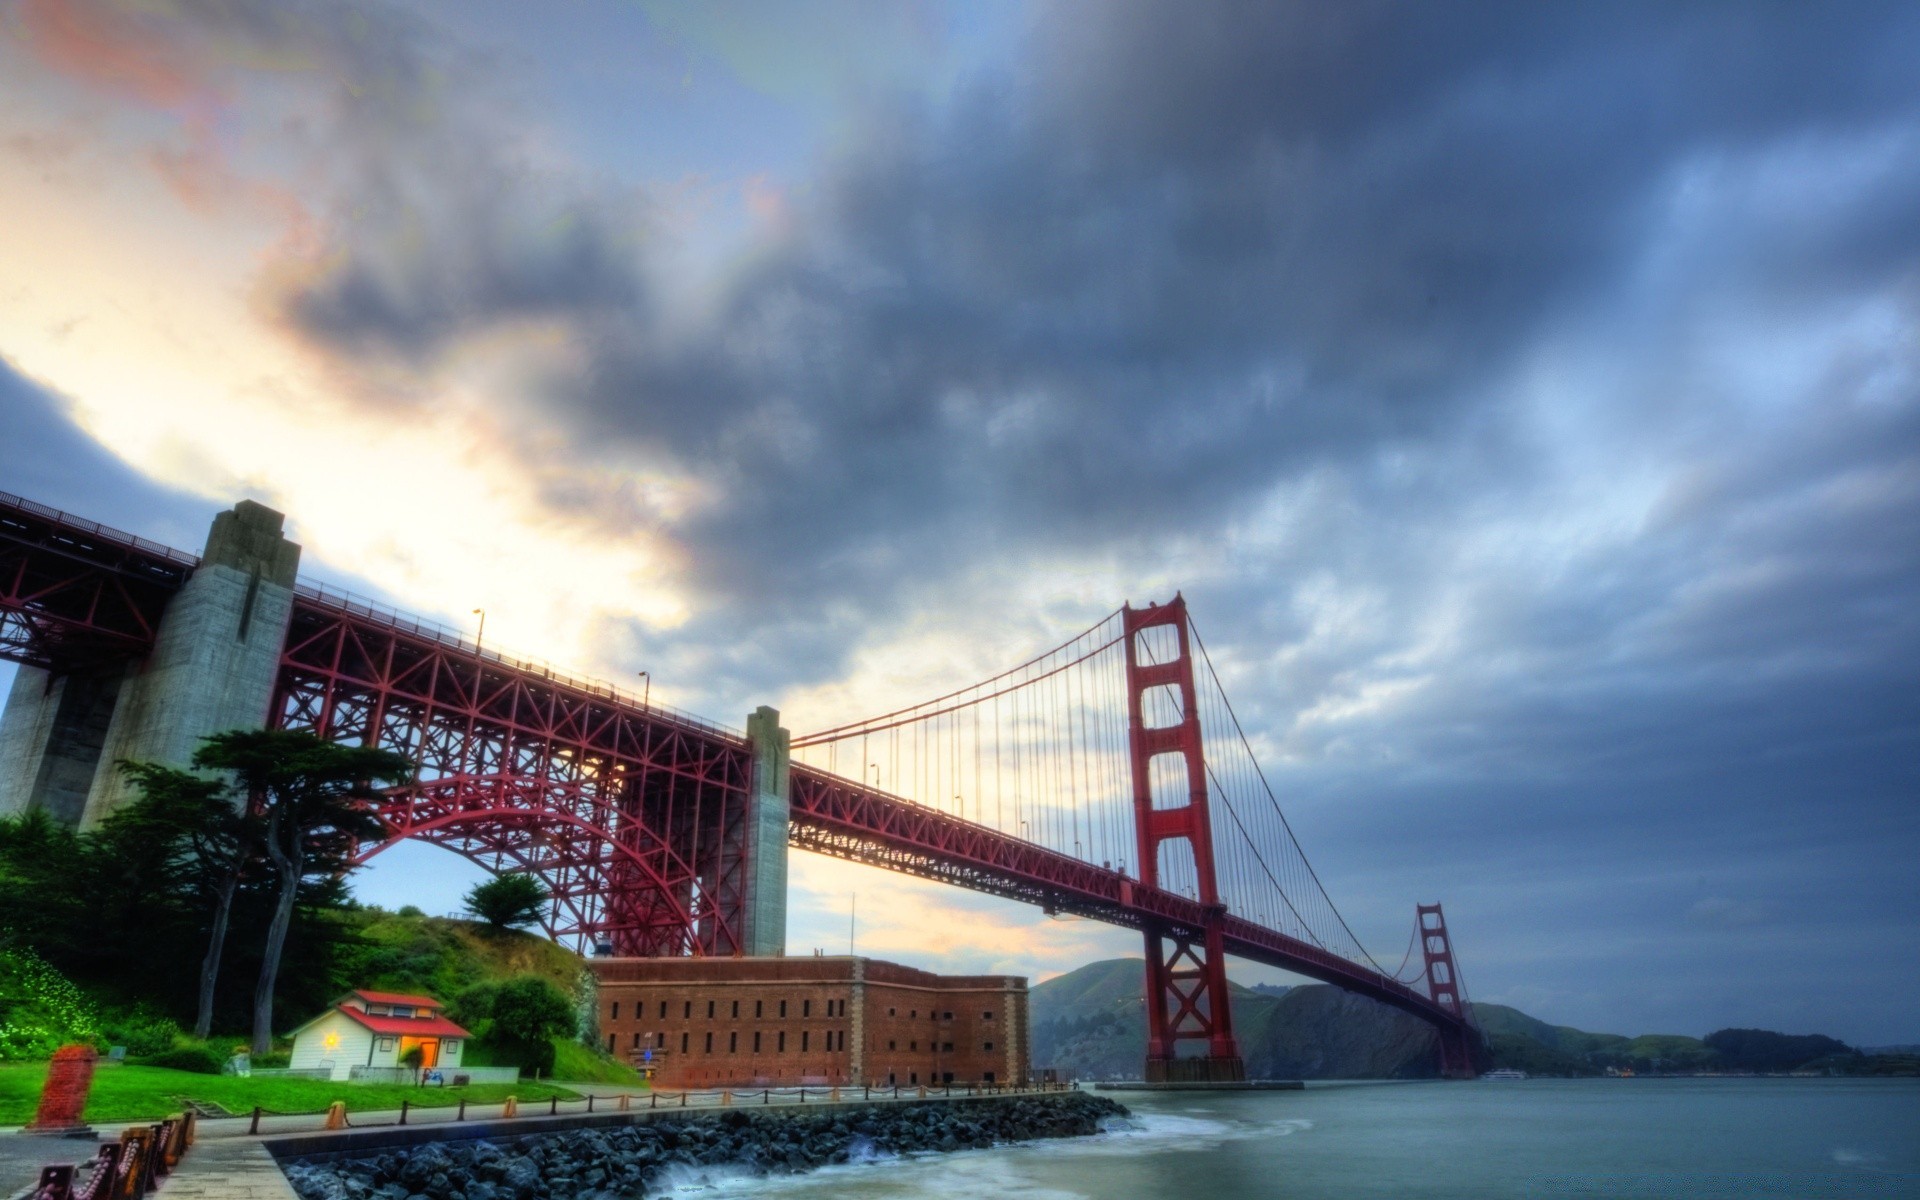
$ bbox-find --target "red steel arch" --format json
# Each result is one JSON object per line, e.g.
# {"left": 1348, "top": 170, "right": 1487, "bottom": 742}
{"left": 272, "top": 590, "right": 753, "bottom": 957}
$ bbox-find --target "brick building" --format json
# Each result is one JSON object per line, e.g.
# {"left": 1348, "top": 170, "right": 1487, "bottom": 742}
{"left": 589, "top": 956, "right": 1029, "bottom": 1090}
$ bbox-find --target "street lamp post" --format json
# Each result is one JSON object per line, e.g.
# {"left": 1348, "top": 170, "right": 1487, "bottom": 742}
{"left": 471, "top": 608, "right": 486, "bottom": 655}
{"left": 637, "top": 670, "right": 651, "bottom": 709}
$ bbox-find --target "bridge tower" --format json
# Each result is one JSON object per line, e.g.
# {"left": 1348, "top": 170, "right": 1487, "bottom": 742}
{"left": 1123, "top": 597, "right": 1245, "bottom": 1083}
{"left": 0, "top": 501, "right": 299, "bottom": 826}
{"left": 1418, "top": 903, "right": 1478, "bottom": 1078}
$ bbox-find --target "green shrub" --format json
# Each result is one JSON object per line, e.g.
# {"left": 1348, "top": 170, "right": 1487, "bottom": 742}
{"left": 103, "top": 1009, "right": 184, "bottom": 1058}
{"left": 491, "top": 976, "right": 575, "bottom": 1042}
{"left": 0, "top": 942, "right": 101, "bottom": 1060}
{"left": 136, "top": 1041, "right": 225, "bottom": 1075}
{"left": 252, "top": 1050, "right": 292, "bottom": 1069}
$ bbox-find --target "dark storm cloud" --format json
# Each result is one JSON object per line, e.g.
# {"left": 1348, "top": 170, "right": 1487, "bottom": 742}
{"left": 234, "top": 0, "right": 1920, "bottom": 1035}
{"left": 0, "top": 359, "right": 214, "bottom": 546}
{"left": 265, "top": 1, "right": 1920, "bottom": 637}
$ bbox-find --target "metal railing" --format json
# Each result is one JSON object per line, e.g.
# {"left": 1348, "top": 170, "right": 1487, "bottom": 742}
{"left": 26, "top": 1111, "right": 195, "bottom": 1200}
{"left": 293, "top": 580, "right": 741, "bottom": 740}
{"left": 0, "top": 488, "right": 738, "bottom": 741}
{"left": 0, "top": 490, "right": 201, "bottom": 569}
{"left": 189, "top": 1080, "right": 1075, "bottom": 1138}
{"left": 346, "top": 1065, "right": 520, "bottom": 1085}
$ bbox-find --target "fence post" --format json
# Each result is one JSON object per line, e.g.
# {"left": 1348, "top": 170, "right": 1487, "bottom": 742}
{"left": 681, "top": 1091, "right": 687, "bottom": 1108}
{"left": 587, "top": 1095, "right": 594, "bottom": 1113}
{"left": 764, "top": 1090, "right": 770, "bottom": 1105}
{"left": 249, "top": 1107, "right": 263, "bottom": 1136}
{"left": 37, "top": 1165, "right": 74, "bottom": 1200}
{"left": 399, "top": 1101, "right": 409, "bottom": 1126}
{"left": 457, "top": 1099, "right": 466, "bottom": 1121}
{"left": 550, "top": 1097, "right": 558, "bottom": 1116}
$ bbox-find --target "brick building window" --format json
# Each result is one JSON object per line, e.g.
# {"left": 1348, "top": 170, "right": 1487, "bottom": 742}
{"left": 984, "top": 1041, "right": 994, "bottom": 1051}
{"left": 803, "top": 999, "right": 811, "bottom": 1017}
{"left": 731, "top": 1000, "right": 739, "bottom": 1018}
{"left": 707, "top": 1000, "right": 716, "bottom": 1018}
{"left": 681, "top": 1032, "right": 689, "bottom": 1052}
{"left": 888, "top": 1040, "right": 896, "bottom": 1051}
{"left": 943, "top": 1042, "right": 954, "bottom": 1052}
{"left": 888, "top": 1007, "right": 896, "bottom": 1017}
{"left": 983, "top": 1011, "right": 995, "bottom": 1020}
{"left": 909, "top": 1041, "right": 917, "bottom": 1051}
{"left": 684, "top": 1001, "right": 691, "bottom": 1019}
{"left": 705, "top": 1032, "right": 714, "bottom": 1053}
{"left": 780, "top": 1000, "right": 788, "bottom": 1017}
{"left": 657, "top": 1031, "right": 665, "bottom": 1046}
{"left": 778, "top": 1032, "right": 786, "bottom": 1051}
{"left": 755, "top": 1000, "right": 763, "bottom": 1018}
{"left": 632, "top": 1032, "right": 642, "bottom": 1048}
{"left": 660, "top": 1001, "right": 667, "bottom": 1018}
{"left": 909, "top": 1010, "right": 917, "bottom": 1019}
{"left": 802, "top": 1031, "right": 809, "bottom": 1051}
{"left": 606, "top": 1033, "right": 614, "bottom": 1053}
{"left": 753, "top": 1032, "right": 761, "bottom": 1052}
{"left": 943, "top": 1011, "right": 953, "bottom": 1020}
{"left": 611, "top": 1002, "right": 620, "bottom": 1020}
{"left": 729, "top": 1032, "right": 738, "bottom": 1053}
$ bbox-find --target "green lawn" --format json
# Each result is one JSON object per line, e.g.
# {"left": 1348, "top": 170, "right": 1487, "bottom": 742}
{"left": 0, "top": 1063, "right": 583, "bottom": 1124}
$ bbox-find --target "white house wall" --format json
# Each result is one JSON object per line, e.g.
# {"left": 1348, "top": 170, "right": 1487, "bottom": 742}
{"left": 289, "top": 1011, "right": 376, "bottom": 1082}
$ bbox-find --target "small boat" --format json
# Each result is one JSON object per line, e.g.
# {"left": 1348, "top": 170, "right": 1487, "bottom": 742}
{"left": 1480, "top": 1068, "right": 1528, "bottom": 1080}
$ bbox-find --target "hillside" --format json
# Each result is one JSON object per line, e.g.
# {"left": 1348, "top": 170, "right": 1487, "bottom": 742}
{"left": 1032, "top": 959, "right": 1446, "bottom": 1079}
{"left": 1030, "top": 958, "right": 1907, "bottom": 1079}
{"left": 338, "top": 908, "right": 588, "bottom": 999}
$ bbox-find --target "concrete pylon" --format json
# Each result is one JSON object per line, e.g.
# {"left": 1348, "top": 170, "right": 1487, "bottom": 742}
{"left": 77, "top": 501, "right": 301, "bottom": 825}
{"left": 0, "top": 666, "right": 129, "bottom": 823}
{"left": 739, "top": 705, "right": 791, "bottom": 956}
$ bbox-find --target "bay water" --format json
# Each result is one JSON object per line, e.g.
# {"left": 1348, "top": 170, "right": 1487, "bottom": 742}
{"left": 662, "top": 1078, "right": 1920, "bottom": 1199}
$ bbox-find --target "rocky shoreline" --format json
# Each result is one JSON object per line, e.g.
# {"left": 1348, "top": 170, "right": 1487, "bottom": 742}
{"left": 282, "top": 1093, "right": 1129, "bottom": 1200}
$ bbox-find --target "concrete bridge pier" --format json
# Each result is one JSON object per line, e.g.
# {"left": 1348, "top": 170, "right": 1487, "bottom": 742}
{"left": 738, "top": 705, "right": 791, "bottom": 955}
{"left": 0, "top": 501, "right": 301, "bottom": 827}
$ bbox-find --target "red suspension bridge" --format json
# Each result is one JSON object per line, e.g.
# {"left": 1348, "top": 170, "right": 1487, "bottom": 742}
{"left": 0, "top": 491, "right": 1482, "bottom": 1079}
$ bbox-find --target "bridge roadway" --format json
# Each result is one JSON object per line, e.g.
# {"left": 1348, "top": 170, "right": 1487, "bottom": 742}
{"left": 0, "top": 491, "right": 1471, "bottom": 1049}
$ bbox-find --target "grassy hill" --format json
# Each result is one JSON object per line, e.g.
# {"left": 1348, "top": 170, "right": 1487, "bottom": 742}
{"left": 334, "top": 909, "right": 641, "bottom": 1085}
{"left": 340, "top": 909, "right": 587, "bottom": 1002}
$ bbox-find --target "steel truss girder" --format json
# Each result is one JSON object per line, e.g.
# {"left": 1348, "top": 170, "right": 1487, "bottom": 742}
{"left": 788, "top": 765, "right": 1473, "bottom": 1040}
{"left": 0, "top": 498, "right": 192, "bottom": 671}
{"left": 275, "top": 599, "right": 753, "bottom": 957}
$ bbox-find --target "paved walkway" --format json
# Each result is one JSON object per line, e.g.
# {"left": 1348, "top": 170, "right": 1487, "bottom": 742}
{"left": 1, "top": 1132, "right": 106, "bottom": 1198}
{"left": 7, "top": 1083, "right": 1072, "bottom": 1197}
{"left": 161, "top": 1140, "right": 299, "bottom": 1200}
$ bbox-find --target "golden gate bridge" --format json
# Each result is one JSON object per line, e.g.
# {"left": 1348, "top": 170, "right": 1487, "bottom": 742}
{"left": 0, "top": 491, "right": 1482, "bottom": 1079}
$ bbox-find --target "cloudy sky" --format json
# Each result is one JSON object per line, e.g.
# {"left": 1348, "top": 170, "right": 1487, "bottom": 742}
{"left": 2, "top": 0, "right": 1917, "bottom": 1045}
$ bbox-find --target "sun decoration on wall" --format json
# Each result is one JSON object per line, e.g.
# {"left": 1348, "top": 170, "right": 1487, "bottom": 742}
{"left": 323, "top": 1032, "right": 340, "bottom": 1051}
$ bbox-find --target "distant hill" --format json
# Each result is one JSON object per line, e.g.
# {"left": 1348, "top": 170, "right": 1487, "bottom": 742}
{"left": 1032, "top": 959, "right": 1441, "bottom": 1079}
{"left": 1029, "top": 958, "right": 1907, "bottom": 1079}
